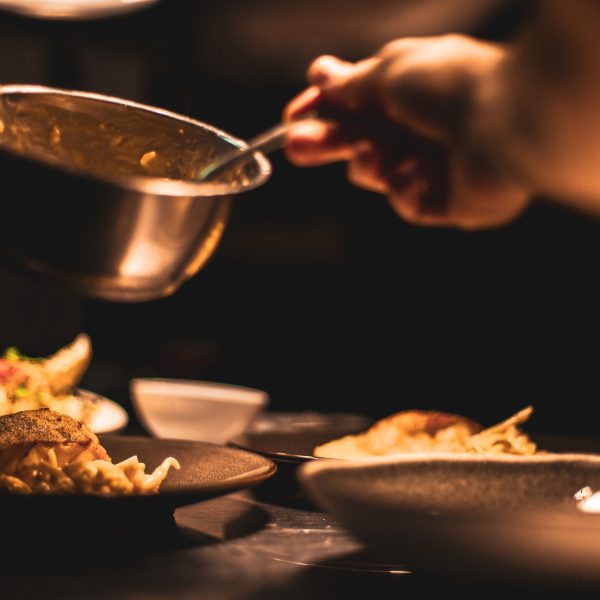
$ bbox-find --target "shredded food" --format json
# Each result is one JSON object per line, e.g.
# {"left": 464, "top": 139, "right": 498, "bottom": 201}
{"left": 0, "top": 446, "right": 180, "bottom": 495}
{"left": 463, "top": 406, "right": 536, "bottom": 455}
{"left": 314, "top": 406, "right": 537, "bottom": 459}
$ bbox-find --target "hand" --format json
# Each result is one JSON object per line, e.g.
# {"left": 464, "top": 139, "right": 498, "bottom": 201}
{"left": 283, "top": 34, "right": 533, "bottom": 230}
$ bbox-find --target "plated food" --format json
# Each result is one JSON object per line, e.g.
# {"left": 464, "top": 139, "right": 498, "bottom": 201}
{"left": 0, "top": 408, "right": 179, "bottom": 495}
{"left": 0, "top": 333, "right": 102, "bottom": 426}
{"left": 313, "top": 405, "right": 537, "bottom": 459}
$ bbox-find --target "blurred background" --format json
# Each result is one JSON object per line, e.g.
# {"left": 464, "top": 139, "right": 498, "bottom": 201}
{"left": 1, "top": 0, "right": 599, "bottom": 438}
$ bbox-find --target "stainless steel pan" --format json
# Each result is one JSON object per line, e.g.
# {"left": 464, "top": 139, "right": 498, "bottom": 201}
{"left": 0, "top": 84, "right": 270, "bottom": 301}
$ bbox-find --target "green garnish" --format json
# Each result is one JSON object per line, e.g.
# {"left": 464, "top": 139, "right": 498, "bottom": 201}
{"left": 15, "top": 386, "right": 29, "bottom": 398}
{"left": 3, "top": 346, "right": 44, "bottom": 362}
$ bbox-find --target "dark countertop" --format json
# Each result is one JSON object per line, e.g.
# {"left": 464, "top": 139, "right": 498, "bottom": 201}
{"left": 0, "top": 484, "right": 408, "bottom": 600}
{"left": 1, "top": 475, "right": 595, "bottom": 600}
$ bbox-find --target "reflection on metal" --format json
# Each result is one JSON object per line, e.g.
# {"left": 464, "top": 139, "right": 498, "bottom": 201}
{"left": 183, "top": 207, "right": 230, "bottom": 280}
{"left": 0, "top": 85, "right": 270, "bottom": 302}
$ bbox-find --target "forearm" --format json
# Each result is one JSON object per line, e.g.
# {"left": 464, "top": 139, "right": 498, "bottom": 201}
{"left": 474, "top": 0, "right": 600, "bottom": 213}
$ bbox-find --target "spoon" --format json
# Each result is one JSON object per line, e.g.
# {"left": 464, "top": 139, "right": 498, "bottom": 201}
{"left": 198, "top": 111, "right": 318, "bottom": 182}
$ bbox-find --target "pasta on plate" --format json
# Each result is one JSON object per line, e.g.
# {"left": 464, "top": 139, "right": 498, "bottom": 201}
{"left": 0, "top": 409, "right": 179, "bottom": 495}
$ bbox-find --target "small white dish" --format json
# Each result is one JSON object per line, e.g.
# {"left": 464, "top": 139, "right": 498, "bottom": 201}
{"left": 130, "top": 378, "right": 269, "bottom": 444}
{"left": 298, "top": 452, "right": 600, "bottom": 588}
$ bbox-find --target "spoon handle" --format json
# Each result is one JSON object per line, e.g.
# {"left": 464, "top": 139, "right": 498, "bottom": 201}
{"left": 198, "top": 111, "right": 318, "bottom": 181}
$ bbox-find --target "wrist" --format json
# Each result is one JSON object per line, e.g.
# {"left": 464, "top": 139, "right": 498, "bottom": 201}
{"left": 465, "top": 48, "right": 536, "bottom": 202}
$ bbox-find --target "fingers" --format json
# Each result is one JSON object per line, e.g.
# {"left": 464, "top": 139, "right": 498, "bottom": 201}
{"left": 285, "top": 119, "right": 355, "bottom": 166}
{"left": 307, "top": 55, "right": 381, "bottom": 113}
{"left": 285, "top": 117, "right": 452, "bottom": 225}
{"left": 284, "top": 53, "right": 387, "bottom": 172}
{"left": 387, "top": 155, "right": 451, "bottom": 226}
{"left": 283, "top": 56, "right": 356, "bottom": 122}
{"left": 307, "top": 55, "right": 357, "bottom": 86}
{"left": 346, "top": 141, "right": 389, "bottom": 194}
{"left": 388, "top": 175, "right": 438, "bottom": 224}
{"left": 345, "top": 149, "right": 447, "bottom": 226}
{"left": 344, "top": 138, "right": 451, "bottom": 226}
{"left": 284, "top": 54, "right": 382, "bottom": 124}
{"left": 345, "top": 142, "right": 450, "bottom": 227}
{"left": 283, "top": 86, "right": 322, "bottom": 121}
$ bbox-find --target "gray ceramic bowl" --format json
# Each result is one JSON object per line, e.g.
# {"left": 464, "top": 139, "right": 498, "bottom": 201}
{"left": 298, "top": 452, "right": 600, "bottom": 588}
{"left": 0, "top": 84, "right": 271, "bottom": 301}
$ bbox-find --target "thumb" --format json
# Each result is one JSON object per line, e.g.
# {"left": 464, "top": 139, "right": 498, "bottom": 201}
{"left": 306, "top": 55, "right": 382, "bottom": 115}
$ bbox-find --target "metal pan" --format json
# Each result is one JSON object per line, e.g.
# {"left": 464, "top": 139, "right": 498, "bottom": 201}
{"left": 0, "top": 84, "right": 271, "bottom": 301}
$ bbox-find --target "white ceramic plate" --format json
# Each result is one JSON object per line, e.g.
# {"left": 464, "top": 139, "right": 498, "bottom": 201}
{"left": 79, "top": 388, "right": 129, "bottom": 434}
{"left": 0, "top": 0, "right": 159, "bottom": 20}
{"left": 298, "top": 452, "right": 600, "bottom": 589}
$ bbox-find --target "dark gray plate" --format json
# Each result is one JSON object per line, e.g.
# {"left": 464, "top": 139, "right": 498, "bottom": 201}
{"left": 0, "top": 435, "right": 277, "bottom": 532}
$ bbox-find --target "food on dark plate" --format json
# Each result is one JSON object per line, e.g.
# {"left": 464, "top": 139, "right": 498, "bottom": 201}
{"left": 0, "top": 333, "right": 100, "bottom": 425}
{"left": 313, "top": 406, "right": 537, "bottom": 459}
{"left": 0, "top": 409, "right": 179, "bottom": 495}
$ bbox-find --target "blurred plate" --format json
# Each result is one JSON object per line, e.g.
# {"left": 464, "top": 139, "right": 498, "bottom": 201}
{"left": 0, "top": 0, "right": 159, "bottom": 19}
{"left": 79, "top": 388, "right": 129, "bottom": 434}
{"left": 298, "top": 450, "right": 600, "bottom": 589}
{"left": 229, "top": 411, "right": 372, "bottom": 463}
{"left": 0, "top": 435, "right": 277, "bottom": 533}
